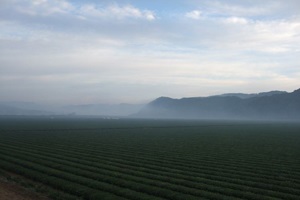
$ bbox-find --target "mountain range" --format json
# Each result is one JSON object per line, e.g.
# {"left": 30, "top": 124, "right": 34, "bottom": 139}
{"left": 0, "top": 102, "right": 143, "bottom": 117}
{"left": 135, "top": 89, "right": 300, "bottom": 120}
{"left": 1, "top": 89, "right": 300, "bottom": 120}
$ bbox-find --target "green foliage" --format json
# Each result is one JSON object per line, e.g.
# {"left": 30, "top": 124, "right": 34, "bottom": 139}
{"left": 0, "top": 118, "right": 300, "bottom": 199}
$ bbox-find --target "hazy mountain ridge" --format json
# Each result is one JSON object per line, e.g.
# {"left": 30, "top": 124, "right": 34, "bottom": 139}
{"left": 0, "top": 104, "right": 54, "bottom": 116}
{"left": 136, "top": 89, "right": 300, "bottom": 120}
{"left": 1, "top": 89, "right": 299, "bottom": 119}
{"left": 0, "top": 102, "right": 144, "bottom": 116}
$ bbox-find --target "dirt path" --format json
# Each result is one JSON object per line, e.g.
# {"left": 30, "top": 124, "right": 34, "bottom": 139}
{"left": 0, "top": 180, "right": 49, "bottom": 200}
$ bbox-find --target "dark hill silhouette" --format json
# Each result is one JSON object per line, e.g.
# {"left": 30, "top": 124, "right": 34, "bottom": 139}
{"left": 135, "top": 89, "right": 300, "bottom": 120}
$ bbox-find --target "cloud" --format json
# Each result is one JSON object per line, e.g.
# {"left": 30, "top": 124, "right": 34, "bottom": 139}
{"left": 193, "top": 0, "right": 281, "bottom": 18}
{"left": 12, "top": 0, "right": 156, "bottom": 21}
{"left": 79, "top": 4, "right": 156, "bottom": 21}
{"left": 15, "top": 0, "right": 74, "bottom": 16}
{"left": 242, "top": 19, "right": 300, "bottom": 53}
{"left": 224, "top": 17, "right": 248, "bottom": 24}
{"left": 185, "top": 10, "right": 202, "bottom": 19}
{"left": 208, "top": 1, "right": 272, "bottom": 17}
{"left": 0, "top": 0, "right": 156, "bottom": 23}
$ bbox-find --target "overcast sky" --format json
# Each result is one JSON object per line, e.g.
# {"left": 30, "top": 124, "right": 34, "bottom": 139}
{"left": 1, "top": 0, "right": 300, "bottom": 105}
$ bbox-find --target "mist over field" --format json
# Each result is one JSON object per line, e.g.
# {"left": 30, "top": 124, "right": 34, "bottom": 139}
{"left": 0, "top": 88, "right": 299, "bottom": 121}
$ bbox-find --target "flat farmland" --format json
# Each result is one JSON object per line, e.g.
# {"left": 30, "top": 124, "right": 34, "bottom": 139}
{"left": 0, "top": 117, "right": 300, "bottom": 200}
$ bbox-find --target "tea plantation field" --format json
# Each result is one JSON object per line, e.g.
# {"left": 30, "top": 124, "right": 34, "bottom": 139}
{"left": 0, "top": 117, "right": 300, "bottom": 200}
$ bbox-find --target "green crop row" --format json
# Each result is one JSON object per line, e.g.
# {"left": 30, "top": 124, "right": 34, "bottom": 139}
{"left": 2, "top": 136, "right": 300, "bottom": 187}
{"left": 0, "top": 154, "right": 166, "bottom": 200}
{"left": 0, "top": 141, "right": 299, "bottom": 200}
{"left": 0, "top": 159, "right": 127, "bottom": 200}
{"left": 1, "top": 120, "right": 300, "bottom": 200}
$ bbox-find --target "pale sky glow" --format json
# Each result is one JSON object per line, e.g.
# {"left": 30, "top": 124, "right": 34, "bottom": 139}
{"left": 0, "top": 0, "right": 300, "bottom": 104}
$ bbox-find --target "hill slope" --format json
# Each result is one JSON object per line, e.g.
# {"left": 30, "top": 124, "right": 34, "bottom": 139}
{"left": 136, "top": 89, "right": 300, "bottom": 120}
